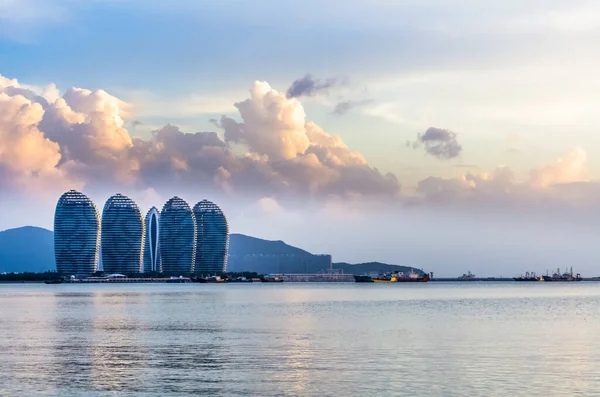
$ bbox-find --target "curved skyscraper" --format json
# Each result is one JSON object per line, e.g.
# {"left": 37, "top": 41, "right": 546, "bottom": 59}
{"left": 101, "top": 194, "right": 145, "bottom": 274}
{"left": 143, "top": 207, "right": 161, "bottom": 273}
{"left": 159, "top": 197, "right": 196, "bottom": 274}
{"left": 54, "top": 190, "right": 101, "bottom": 276}
{"left": 193, "top": 200, "right": 229, "bottom": 274}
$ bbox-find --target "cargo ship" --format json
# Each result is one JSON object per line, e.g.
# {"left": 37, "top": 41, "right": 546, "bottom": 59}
{"left": 513, "top": 272, "right": 543, "bottom": 282}
{"left": 354, "top": 269, "right": 430, "bottom": 283}
{"left": 542, "top": 267, "right": 582, "bottom": 282}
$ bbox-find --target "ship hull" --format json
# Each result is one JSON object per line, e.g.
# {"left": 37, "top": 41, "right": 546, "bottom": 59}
{"left": 354, "top": 275, "right": 430, "bottom": 283}
{"left": 542, "top": 278, "right": 582, "bottom": 282}
{"left": 513, "top": 278, "right": 541, "bottom": 282}
{"left": 395, "top": 278, "right": 430, "bottom": 283}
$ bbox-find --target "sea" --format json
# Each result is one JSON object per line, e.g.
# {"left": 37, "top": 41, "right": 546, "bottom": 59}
{"left": 1, "top": 282, "right": 599, "bottom": 396}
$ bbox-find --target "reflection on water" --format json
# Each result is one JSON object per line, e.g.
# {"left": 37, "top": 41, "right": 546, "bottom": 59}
{"left": 1, "top": 283, "right": 600, "bottom": 396}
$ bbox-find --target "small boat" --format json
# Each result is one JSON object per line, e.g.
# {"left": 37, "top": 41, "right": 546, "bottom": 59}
{"left": 166, "top": 276, "right": 191, "bottom": 283}
{"left": 229, "top": 277, "right": 252, "bottom": 283}
{"left": 261, "top": 276, "right": 283, "bottom": 283}
{"left": 193, "top": 276, "right": 227, "bottom": 283}
{"left": 44, "top": 279, "right": 63, "bottom": 285}
{"left": 457, "top": 271, "right": 476, "bottom": 281}
{"left": 206, "top": 276, "right": 227, "bottom": 283}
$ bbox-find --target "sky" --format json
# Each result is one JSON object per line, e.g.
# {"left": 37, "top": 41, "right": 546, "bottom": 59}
{"left": 2, "top": 0, "right": 600, "bottom": 276}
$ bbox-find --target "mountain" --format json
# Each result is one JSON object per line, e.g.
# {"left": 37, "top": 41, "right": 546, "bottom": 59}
{"left": 0, "top": 227, "right": 418, "bottom": 275}
{"left": 228, "top": 234, "right": 311, "bottom": 256}
{"left": 227, "top": 234, "right": 331, "bottom": 273}
{"left": 333, "top": 262, "right": 425, "bottom": 275}
{"left": 0, "top": 226, "right": 56, "bottom": 273}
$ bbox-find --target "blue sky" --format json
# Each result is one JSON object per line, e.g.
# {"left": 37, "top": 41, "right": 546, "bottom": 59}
{"left": 2, "top": 0, "right": 600, "bottom": 275}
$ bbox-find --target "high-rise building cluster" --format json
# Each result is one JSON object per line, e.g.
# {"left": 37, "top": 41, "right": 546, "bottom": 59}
{"left": 54, "top": 190, "right": 229, "bottom": 277}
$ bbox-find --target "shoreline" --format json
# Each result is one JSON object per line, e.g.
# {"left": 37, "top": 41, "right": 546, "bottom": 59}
{"left": 3, "top": 278, "right": 600, "bottom": 284}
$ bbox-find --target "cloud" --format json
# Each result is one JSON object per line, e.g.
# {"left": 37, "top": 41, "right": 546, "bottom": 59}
{"left": 2, "top": 71, "right": 597, "bottom": 215}
{"left": 0, "top": 73, "right": 400, "bottom": 203}
{"left": 286, "top": 74, "right": 339, "bottom": 98}
{"left": 0, "top": 93, "right": 78, "bottom": 195}
{"left": 410, "top": 127, "right": 462, "bottom": 159}
{"left": 332, "top": 99, "right": 372, "bottom": 116}
{"left": 529, "top": 147, "right": 589, "bottom": 188}
{"left": 218, "top": 81, "right": 399, "bottom": 198}
{"left": 222, "top": 81, "right": 310, "bottom": 160}
{"left": 414, "top": 147, "right": 592, "bottom": 207}
{"left": 257, "top": 197, "right": 285, "bottom": 214}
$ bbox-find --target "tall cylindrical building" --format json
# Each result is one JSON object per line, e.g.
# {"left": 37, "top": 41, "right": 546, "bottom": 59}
{"left": 193, "top": 200, "right": 229, "bottom": 274}
{"left": 101, "top": 194, "right": 145, "bottom": 274}
{"left": 54, "top": 190, "right": 101, "bottom": 276}
{"left": 143, "top": 207, "right": 161, "bottom": 273}
{"left": 159, "top": 197, "right": 196, "bottom": 274}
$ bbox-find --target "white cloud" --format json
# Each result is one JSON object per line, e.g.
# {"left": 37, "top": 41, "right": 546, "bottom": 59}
{"left": 415, "top": 147, "right": 593, "bottom": 206}
{"left": 257, "top": 197, "right": 285, "bottom": 214}
{"left": 0, "top": 73, "right": 400, "bottom": 202}
{"left": 2, "top": 70, "right": 599, "bottom": 214}
{"left": 222, "top": 81, "right": 311, "bottom": 160}
{"left": 529, "top": 147, "right": 589, "bottom": 188}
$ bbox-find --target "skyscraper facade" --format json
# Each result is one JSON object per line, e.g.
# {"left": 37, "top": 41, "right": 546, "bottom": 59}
{"left": 101, "top": 194, "right": 145, "bottom": 274}
{"left": 143, "top": 207, "right": 161, "bottom": 273}
{"left": 54, "top": 190, "right": 101, "bottom": 276}
{"left": 159, "top": 197, "right": 196, "bottom": 273}
{"left": 193, "top": 200, "right": 229, "bottom": 274}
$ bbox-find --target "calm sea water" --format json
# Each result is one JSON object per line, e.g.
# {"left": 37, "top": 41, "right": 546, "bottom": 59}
{"left": 1, "top": 282, "right": 600, "bottom": 396}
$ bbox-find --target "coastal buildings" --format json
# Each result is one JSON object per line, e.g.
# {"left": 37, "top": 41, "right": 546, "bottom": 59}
{"left": 54, "top": 191, "right": 235, "bottom": 276}
{"left": 193, "top": 200, "right": 229, "bottom": 275}
{"left": 54, "top": 190, "right": 101, "bottom": 276}
{"left": 101, "top": 194, "right": 145, "bottom": 274}
{"left": 159, "top": 197, "right": 196, "bottom": 273}
{"left": 143, "top": 207, "right": 161, "bottom": 273}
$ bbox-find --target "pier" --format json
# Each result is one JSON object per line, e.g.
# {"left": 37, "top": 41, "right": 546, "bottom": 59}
{"left": 64, "top": 277, "right": 179, "bottom": 283}
{"left": 271, "top": 273, "right": 354, "bottom": 282}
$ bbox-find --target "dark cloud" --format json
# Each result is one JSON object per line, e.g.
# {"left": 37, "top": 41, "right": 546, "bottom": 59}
{"left": 332, "top": 99, "right": 372, "bottom": 116}
{"left": 286, "top": 74, "right": 339, "bottom": 98}
{"left": 411, "top": 127, "right": 462, "bottom": 159}
{"left": 3, "top": 86, "right": 49, "bottom": 108}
